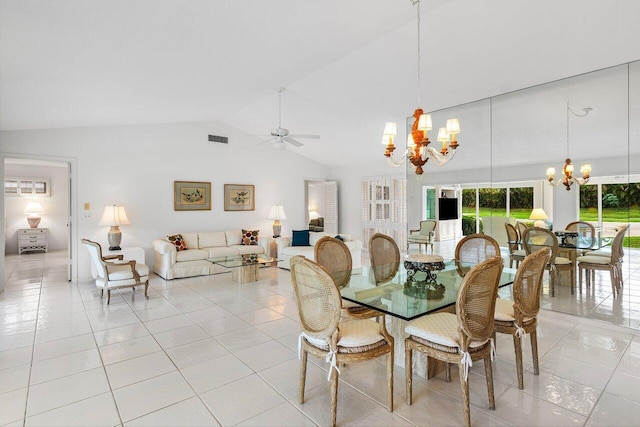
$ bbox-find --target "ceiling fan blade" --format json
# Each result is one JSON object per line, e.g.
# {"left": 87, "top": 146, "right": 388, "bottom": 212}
{"left": 284, "top": 137, "right": 303, "bottom": 147}
{"left": 288, "top": 134, "right": 320, "bottom": 139}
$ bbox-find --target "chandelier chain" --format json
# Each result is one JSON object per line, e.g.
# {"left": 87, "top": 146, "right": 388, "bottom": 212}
{"left": 566, "top": 101, "right": 591, "bottom": 158}
{"left": 413, "top": 0, "right": 421, "bottom": 108}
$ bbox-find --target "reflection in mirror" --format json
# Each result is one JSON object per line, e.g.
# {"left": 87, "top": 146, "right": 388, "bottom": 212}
{"left": 407, "top": 60, "right": 638, "bottom": 328}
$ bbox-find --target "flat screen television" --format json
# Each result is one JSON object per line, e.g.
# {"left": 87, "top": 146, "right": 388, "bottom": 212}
{"left": 438, "top": 198, "right": 459, "bottom": 220}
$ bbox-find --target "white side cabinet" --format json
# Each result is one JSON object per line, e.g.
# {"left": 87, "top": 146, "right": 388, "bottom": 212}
{"left": 18, "top": 228, "right": 49, "bottom": 254}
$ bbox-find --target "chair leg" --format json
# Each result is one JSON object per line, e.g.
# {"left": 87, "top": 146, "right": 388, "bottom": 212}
{"left": 458, "top": 362, "right": 471, "bottom": 427}
{"left": 145, "top": 281, "right": 149, "bottom": 299}
{"left": 578, "top": 266, "right": 583, "bottom": 294}
{"left": 530, "top": 329, "right": 540, "bottom": 376}
{"left": 484, "top": 353, "right": 495, "bottom": 410}
{"left": 387, "top": 351, "right": 394, "bottom": 412}
{"left": 513, "top": 334, "right": 524, "bottom": 390}
{"left": 549, "top": 269, "right": 555, "bottom": 297}
{"left": 100, "top": 289, "right": 103, "bottom": 299}
{"left": 299, "top": 349, "right": 308, "bottom": 404}
{"left": 610, "top": 269, "right": 617, "bottom": 298}
{"left": 330, "top": 366, "right": 339, "bottom": 427}
{"left": 405, "top": 343, "right": 413, "bottom": 405}
{"left": 570, "top": 267, "right": 575, "bottom": 295}
{"left": 107, "top": 289, "right": 111, "bottom": 305}
{"left": 445, "top": 362, "right": 451, "bottom": 382}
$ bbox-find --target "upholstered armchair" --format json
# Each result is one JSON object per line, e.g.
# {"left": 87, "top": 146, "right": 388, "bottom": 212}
{"left": 407, "top": 220, "right": 437, "bottom": 253}
{"left": 82, "top": 238, "right": 150, "bottom": 304}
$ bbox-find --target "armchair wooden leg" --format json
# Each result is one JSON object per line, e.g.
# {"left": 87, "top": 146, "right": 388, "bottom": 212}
{"left": 145, "top": 281, "right": 149, "bottom": 299}
{"left": 299, "top": 349, "right": 308, "bottom": 404}
{"left": 387, "top": 351, "right": 394, "bottom": 412}
{"left": 330, "top": 367, "right": 339, "bottom": 427}
{"left": 530, "top": 329, "right": 540, "bottom": 376}
{"left": 458, "top": 362, "right": 471, "bottom": 427}
{"left": 514, "top": 334, "right": 524, "bottom": 390}
{"left": 107, "top": 289, "right": 111, "bottom": 305}
{"left": 101, "top": 289, "right": 103, "bottom": 299}
{"left": 484, "top": 353, "right": 495, "bottom": 410}
{"left": 405, "top": 342, "right": 413, "bottom": 405}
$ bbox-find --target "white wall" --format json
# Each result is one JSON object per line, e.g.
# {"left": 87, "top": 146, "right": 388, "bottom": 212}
{"left": 1, "top": 121, "right": 330, "bottom": 281}
{"left": 4, "top": 163, "right": 69, "bottom": 254}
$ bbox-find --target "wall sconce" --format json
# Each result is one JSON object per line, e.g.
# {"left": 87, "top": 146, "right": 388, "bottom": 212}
{"left": 268, "top": 205, "right": 286, "bottom": 237}
{"left": 24, "top": 202, "right": 44, "bottom": 228}
{"left": 98, "top": 205, "right": 130, "bottom": 250}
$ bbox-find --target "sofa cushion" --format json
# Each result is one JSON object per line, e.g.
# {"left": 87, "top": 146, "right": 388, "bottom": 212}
{"left": 225, "top": 230, "right": 243, "bottom": 246}
{"left": 283, "top": 246, "right": 315, "bottom": 259}
{"left": 204, "top": 247, "right": 238, "bottom": 257}
{"left": 181, "top": 232, "right": 199, "bottom": 250}
{"left": 230, "top": 244, "right": 265, "bottom": 255}
{"left": 292, "top": 230, "right": 310, "bottom": 246}
{"left": 199, "top": 232, "right": 227, "bottom": 248}
{"left": 242, "top": 229, "right": 259, "bottom": 245}
{"left": 176, "top": 249, "right": 209, "bottom": 262}
{"left": 166, "top": 234, "right": 188, "bottom": 251}
{"left": 309, "top": 231, "right": 328, "bottom": 246}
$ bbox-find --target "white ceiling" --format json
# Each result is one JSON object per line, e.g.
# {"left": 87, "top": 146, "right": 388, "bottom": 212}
{"left": 2, "top": 0, "right": 640, "bottom": 168}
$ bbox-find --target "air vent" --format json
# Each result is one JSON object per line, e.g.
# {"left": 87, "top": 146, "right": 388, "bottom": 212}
{"left": 208, "top": 135, "right": 228, "bottom": 144}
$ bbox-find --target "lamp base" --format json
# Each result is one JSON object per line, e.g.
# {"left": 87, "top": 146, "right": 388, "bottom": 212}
{"left": 108, "top": 246, "right": 122, "bottom": 251}
{"left": 27, "top": 216, "right": 41, "bottom": 228}
{"left": 107, "top": 226, "right": 122, "bottom": 251}
{"left": 272, "top": 221, "right": 282, "bottom": 238}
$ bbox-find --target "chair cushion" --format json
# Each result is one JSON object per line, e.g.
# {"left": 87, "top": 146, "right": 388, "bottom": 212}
{"left": 405, "top": 312, "right": 488, "bottom": 349}
{"left": 305, "top": 319, "right": 384, "bottom": 348}
{"left": 106, "top": 263, "right": 149, "bottom": 280}
{"left": 176, "top": 249, "right": 209, "bottom": 262}
{"left": 577, "top": 255, "right": 612, "bottom": 265}
{"left": 292, "top": 230, "right": 310, "bottom": 246}
{"left": 494, "top": 298, "right": 533, "bottom": 322}
{"left": 585, "top": 249, "right": 611, "bottom": 257}
{"left": 166, "top": 234, "right": 188, "bottom": 251}
{"left": 513, "top": 249, "right": 526, "bottom": 257}
{"left": 554, "top": 256, "right": 572, "bottom": 265}
{"left": 407, "top": 235, "right": 430, "bottom": 243}
{"left": 241, "top": 229, "right": 259, "bottom": 245}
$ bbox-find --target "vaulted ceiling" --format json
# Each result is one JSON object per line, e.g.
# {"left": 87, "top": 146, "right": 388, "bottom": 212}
{"left": 2, "top": 0, "right": 639, "bottom": 168}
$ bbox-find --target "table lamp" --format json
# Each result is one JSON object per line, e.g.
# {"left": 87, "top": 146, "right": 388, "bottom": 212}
{"left": 99, "top": 205, "right": 130, "bottom": 250}
{"left": 529, "top": 208, "right": 549, "bottom": 228}
{"left": 24, "top": 202, "right": 44, "bottom": 228}
{"left": 268, "top": 205, "right": 286, "bottom": 237}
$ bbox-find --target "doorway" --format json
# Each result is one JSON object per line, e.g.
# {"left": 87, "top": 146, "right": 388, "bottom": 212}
{"left": 2, "top": 156, "right": 75, "bottom": 287}
{"left": 304, "top": 180, "right": 338, "bottom": 235}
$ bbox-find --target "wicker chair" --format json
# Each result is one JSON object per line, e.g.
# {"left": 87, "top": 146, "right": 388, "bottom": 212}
{"left": 407, "top": 220, "right": 437, "bottom": 253}
{"left": 455, "top": 233, "right": 501, "bottom": 276}
{"left": 315, "top": 236, "right": 380, "bottom": 319}
{"left": 404, "top": 256, "right": 503, "bottom": 427}
{"left": 577, "top": 224, "right": 629, "bottom": 298}
{"left": 369, "top": 233, "right": 400, "bottom": 285}
{"left": 505, "top": 223, "right": 526, "bottom": 268}
{"left": 81, "top": 238, "right": 149, "bottom": 304}
{"left": 290, "top": 256, "right": 394, "bottom": 427}
{"left": 493, "top": 248, "right": 551, "bottom": 389}
{"left": 565, "top": 221, "right": 596, "bottom": 253}
{"left": 516, "top": 221, "right": 529, "bottom": 242}
{"left": 521, "top": 227, "right": 574, "bottom": 297}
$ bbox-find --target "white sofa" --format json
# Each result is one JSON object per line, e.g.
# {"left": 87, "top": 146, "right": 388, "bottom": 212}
{"left": 275, "top": 232, "right": 363, "bottom": 270}
{"left": 152, "top": 230, "right": 267, "bottom": 280}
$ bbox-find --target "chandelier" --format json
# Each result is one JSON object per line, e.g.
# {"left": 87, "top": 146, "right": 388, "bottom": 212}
{"left": 382, "top": 0, "right": 460, "bottom": 177}
{"left": 546, "top": 102, "right": 592, "bottom": 190}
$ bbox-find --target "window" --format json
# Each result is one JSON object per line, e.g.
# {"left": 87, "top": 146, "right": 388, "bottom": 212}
{"left": 4, "top": 177, "right": 51, "bottom": 197}
{"left": 362, "top": 176, "right": 407, "bottom": 249}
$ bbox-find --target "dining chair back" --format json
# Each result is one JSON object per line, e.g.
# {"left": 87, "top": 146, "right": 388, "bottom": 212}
{"left": 369, "top": 233, "right": 400, "bottom": 284}
{"left": 565, "top": 221, "right": 596, "bottom": 249}
{"left": 314, "top": 236, "right": 352, "bottom": 289}
{"left": 494, "top": 248, "right": 551, "bottom": 389}
{"left": 404, "top": 256, "right": 503, "bottom": 427}
{"left": 521, "top": 227, "right": 574, "bottom": 296}
{"left": 505, "top": 223, "right": 526, "bottom": 268}
{"left": 290, "top": 256, "right": 394, "bottom": 427}
{"left": 516, "top": 221, "right": 528, "bottom": 242}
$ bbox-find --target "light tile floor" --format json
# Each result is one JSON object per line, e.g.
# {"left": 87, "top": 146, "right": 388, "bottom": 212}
{"left": 1, "top": 248, "right": 640, "bottom": 426}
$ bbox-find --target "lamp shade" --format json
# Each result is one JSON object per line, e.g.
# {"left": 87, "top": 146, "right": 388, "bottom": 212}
{"left": 24, "top": 202, "right": 44, "bottom": 215}
{"left": 98, "top": 205, "right": 130, "bottom": 226}
{"left": 417, "top": 114, "right": 432, "bottom": 131}
{"left": 267, "top": 205, "right": 286, "bottom": 220}
{"left": 529, "top": 208, "right": 548, "bottom": 221}
{"left": 383, "top": 122, "right": 397, "bottom": 136}
{"left": 446, "top": 118, "right": 461, "bottom": 135}
{"left": 309, "top": 210, "right": 320, "bottom": 220}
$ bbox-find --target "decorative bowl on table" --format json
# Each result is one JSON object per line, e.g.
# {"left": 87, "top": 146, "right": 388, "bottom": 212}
{"left": 403, "top": 254, "right": 445, "bottom": 277}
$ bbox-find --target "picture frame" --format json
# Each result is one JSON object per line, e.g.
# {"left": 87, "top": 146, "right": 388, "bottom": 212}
{"left": 174, "top": 181, "right": 211, "bottom": 211}
{"left": 224, "top": 184, "right": 255, "bottom": 211}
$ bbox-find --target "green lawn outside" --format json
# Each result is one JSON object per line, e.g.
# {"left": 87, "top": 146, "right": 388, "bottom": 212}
{"left": 462, "top": 207, "right": 640, "bottom": 222}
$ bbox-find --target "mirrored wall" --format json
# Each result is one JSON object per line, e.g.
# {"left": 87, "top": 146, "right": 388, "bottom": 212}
{"left": 407, "top": 60, "right": 639, "bottom": 328}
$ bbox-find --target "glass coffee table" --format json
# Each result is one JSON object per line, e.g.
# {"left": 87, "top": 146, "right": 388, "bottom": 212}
{"left": 206, "top": 253, "right": 279, "bottom": 283}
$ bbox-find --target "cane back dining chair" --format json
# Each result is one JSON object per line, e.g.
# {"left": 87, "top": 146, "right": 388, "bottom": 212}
{"left": 521, "top": 227, "right": 574, "bottom": 297}
{"left": 516, "top": 221, "right": 529, "bottom": 242}
{"left": 369, "top": 233, "right": 401, "bottom": 285}
{"left": 404, "top": 256, "right": 503, "bottom": 427}
{"left": 494, "top": 248, "right": 551, "bottom": 389}
{"left": 81, "top": 238, "right": 149, "bottom": 304}
{"left": 407, "top": 220, "right": 437, "bottom": 253}
{"left": 314, "top": 236, "right": 381, "bottom": 319}
{"left": 505, "top": 223, "right": 526, "bottom": 268}
{"left": 289, "top": 256, "right": 394, "bottom": 427}
{"left": 455, "top": 233, "right": 501, "bottom": 276}
{"left": 576, "top": 224, "right": 629, "bottom": 298}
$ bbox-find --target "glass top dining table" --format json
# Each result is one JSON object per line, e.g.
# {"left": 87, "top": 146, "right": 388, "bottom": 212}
{"left": 337, "top": 259, "right": 517, "bottom": 321}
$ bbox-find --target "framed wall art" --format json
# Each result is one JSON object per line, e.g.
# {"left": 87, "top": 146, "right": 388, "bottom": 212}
{"left": 224, "top": 184, "right": 255, "bottom": 211}
{"left": 174, "top": 181, "right": 211, "bottom": 211}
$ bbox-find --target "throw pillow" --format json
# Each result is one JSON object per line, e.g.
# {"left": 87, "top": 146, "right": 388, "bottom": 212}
{"left": 241, "top": 229, "right": 259, "bottom": 245}
{"left": 291, "top": 229, "right": 310, "bottom": 246}
{"left": 166, "top": 234, "right": 188, "bottom": 251}
{"left": 334, "top": 235, "right": 344, "bottom": 242}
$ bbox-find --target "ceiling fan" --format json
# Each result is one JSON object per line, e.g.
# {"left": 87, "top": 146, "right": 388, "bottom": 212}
{"left": 259, "top": 87, "right": 320, "bottom": 149}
